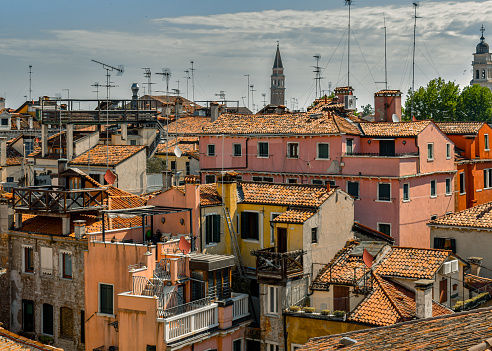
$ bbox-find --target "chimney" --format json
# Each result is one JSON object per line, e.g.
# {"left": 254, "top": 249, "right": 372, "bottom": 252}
{"left": 0, "top": 202, "right": 14, "bottom": 231}
{"left": 0, "top": 98, "right": 5, "bottom": 111}
{"left": 74, "top": 220, "right": 86, "bottom": 239}
{"left": 374, "top": 90, "right": 402, "bottom": 122}
{"left": 175, "top": 97, "right": 183, "bottom": 119}
{"left": 58, "top": 158, "right": 68, "bottom": 188}
{"left": 414, "top": 279, "right": 434, "bottom": 319}
{"left": 334, "top": 86, "right": 354, "bottom": 103}
{"left": 210, "top": 101, "right": 219, "bottom": 122}
{"left": 131, "top": 83, "right": 139, "bottom": 109}
{"left": 0, "top": 137, "right": 6, "bottom": 167}
{"left": 28, "top": 116, "right": 33, "bottom": 129}
{"left": 468, "top": 257, "right": 483, "bottom": 276}
{"left": 162, "top": 171, "right": 173, "bottom": 191}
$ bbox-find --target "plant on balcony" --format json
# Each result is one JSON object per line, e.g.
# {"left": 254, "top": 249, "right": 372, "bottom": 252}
{"left": 333, "top": 310, "right": 346, "bottom": 318}
{"left": 289, "top": 305, "right": 301, "bottom": 312}
{"left": 453, "top": 292, "right": 491, "bottom": 312}
{"left": 321, "top": 310, "right": 331, "bottom": 315}
{"left": 39, "top": 335, "right": 54, "bottom": 345}
{"left": 302, "top": 307, "right": 315, "bottom": 313}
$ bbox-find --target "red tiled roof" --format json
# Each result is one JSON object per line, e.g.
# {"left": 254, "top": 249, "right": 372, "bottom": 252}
{"left": 166, "top": 116, "right": 211, "bottom": 135}
{"left": 175, "top": 183, "right": 222, "bottom": 206}
{"left": 300, "top": 307, "right": 492, "bottom": 350}
{"left": 155, "top": 137, "right": 199, "bottom": 158}
{"left": 7, "top": 145, "right": 22, "bottom": 166}
{"left": 70, "top": 145, "right": 146, "bottom": 166}
{"left": 436, "top": 122, "right": 485, "bottom": 135}
{"left": 0, "top": 326, "right": 63, "bottom": 350}
{"left": 429, "top": 201, "right": 492, "bottom": 229}
{"left": 272, "top": 209, "right": 316, "bottom": 223}
{"left": 359, "top": 120, "right": 432, "bottom": 137}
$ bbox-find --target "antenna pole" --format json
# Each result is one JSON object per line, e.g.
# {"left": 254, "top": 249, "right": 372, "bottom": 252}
{"left": 190, "top": 61, "right": 195, "bottom": 111}
{"left": 345, "top": 0, "right": 352, "bottom": 87}
{"left": 411, "top": 3, "right": 419, "bottom": 119}
{"left": 244, "top": 74, "right": 250, "bottom": 110}
{"left": 313, "top": 54, "right": 322, "bottom": 99}
{"left": 29, "top": 65, "right": 32, "bottom": 101}
{"left": 384, "top": 13, "right": 388, "bottom": 90}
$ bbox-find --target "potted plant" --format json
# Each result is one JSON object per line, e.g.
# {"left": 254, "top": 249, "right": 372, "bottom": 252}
{"left": 302, "top": 307, "right": 315, "bottom": 313}
{"left": 321, "top": 309, "right": 331, "bottom": 316}
{"left": 289, "top": 305, "right": 301, "bottom": 312}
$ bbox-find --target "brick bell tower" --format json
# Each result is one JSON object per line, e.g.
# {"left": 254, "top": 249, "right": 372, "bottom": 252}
{"left": 270, "top": 41, "right": 285, "bottom": 105}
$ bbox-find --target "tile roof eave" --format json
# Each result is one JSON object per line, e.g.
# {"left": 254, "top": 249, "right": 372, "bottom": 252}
{"left": 200, "top": 132, "right": 344, "bottom": 137}
{"left": 428, "top": 222, "right": 492, "bottom": 231}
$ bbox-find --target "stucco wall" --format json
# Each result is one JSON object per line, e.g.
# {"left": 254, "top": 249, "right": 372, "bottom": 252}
{"left": 114, "top": 148, "right": 147, "bottom": 194}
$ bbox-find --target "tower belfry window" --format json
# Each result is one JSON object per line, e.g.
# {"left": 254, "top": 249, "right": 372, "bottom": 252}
{"left": 482, "top": 69, "right": 486, "bottom": 79}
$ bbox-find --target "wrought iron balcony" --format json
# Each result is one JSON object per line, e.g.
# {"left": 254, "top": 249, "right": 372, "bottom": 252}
{"left": 251, "top": 247, "right": 305, "bottom": 281}
{"left": 12, "top": 186, "right": 106, "bottom": 213}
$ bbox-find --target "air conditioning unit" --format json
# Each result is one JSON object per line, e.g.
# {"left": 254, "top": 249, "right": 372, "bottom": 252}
{"left": 344, "top": 95, "right": 356, "bottom": 110}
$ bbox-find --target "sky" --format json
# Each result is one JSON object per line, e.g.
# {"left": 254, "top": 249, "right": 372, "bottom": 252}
{"left": 1, "top": 0, "right": 492, "bottom": 112}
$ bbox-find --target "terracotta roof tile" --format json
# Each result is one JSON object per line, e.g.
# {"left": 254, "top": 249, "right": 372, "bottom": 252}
{"left": 359, "top": 120, "right": 432, "bottom": 137}
{"left": 70, "top": 145, "right": 145, "bottom": 166}
{"left": 175, "top": 183, "right": 222, "bottom": 206}
{"left": 0, "top": 326, "right": 63, "bottom": 350}
{"left": 436, "top": 122, "right": 485, "bottom": 135}
{"left": 166, "top": 116, "right": 211, "bottom": 135}
{"left": 156, "top": 137, "right": 199, "bottom": 157}
{"left": 272, "top": 209, "right": 316, "bottom": 223}
{"left": 7, "top": 145, "right": 22, "bottom": 166}
{"left": 429, "top": 201, "right": 492, "bottom": 229}
{"left": 300, "top": 307, "right": 492, "bottom": 351}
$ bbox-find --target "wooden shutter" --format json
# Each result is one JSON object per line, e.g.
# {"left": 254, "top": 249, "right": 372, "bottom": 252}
{"left": 333, "top": 286, "right": 350, "bottom": 312}
{"left": 40, "top": 247, "right": 53, "bottom": 275}
{"left": 213, "top": 215, "right": 220, "bottom": 243}
{"left": 440, "top": 279, "right": 448, "bottom": 304}
{"left": 251, "top": 213, "right": 259, "bottom": 240}
{"left": 60, "top": 307, "right": 74, "bottom": 339}
{"left": 205, "top": 216, "right": 212, "bottom": 244}
{"left": 42, "top": 304, "right": 53, "bottom": 335}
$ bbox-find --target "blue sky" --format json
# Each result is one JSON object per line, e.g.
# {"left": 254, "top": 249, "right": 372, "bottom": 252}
{"left": 1, "top": 0, "right": 491, "bottom": 111}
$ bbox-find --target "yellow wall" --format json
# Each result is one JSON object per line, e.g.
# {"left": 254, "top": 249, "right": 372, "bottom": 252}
{"left": 156, "top": 154, "right": 191, "bottom": 174}
{"left": 286, "top": 314, "right": 369, "bottom": 349}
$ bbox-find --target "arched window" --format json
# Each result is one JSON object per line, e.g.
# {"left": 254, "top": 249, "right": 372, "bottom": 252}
{"left": 482, "top": 69, "right": 486, "bottom": 79}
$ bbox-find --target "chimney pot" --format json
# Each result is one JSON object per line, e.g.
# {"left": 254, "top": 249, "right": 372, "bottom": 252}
{"left": 414, "top": 279, "right": 434, "bottom": 319}
{"left": 74, "top": 220, "right": 86, "bottom": 239}
{"left": 468, "top": 257, "right": 483, "bottom": 276}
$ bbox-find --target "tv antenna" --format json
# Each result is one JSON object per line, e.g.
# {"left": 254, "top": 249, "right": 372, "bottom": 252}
{"left": 262, "top": 93, "right": 267, "bottom": 108}
{"left": 156, "top": 68, "right": 172, "bottom": 188}
{"left": 411, "top": 2, "right": 420, "bottom": 119}
{"left": 345, "top": 0, "right": 353, "bottom": 87}
{"left": 142, "top": 68, "right": 154, "bottom": 95}
{"left": 28, "top": 65, "right": 33, "bottom": 101}
{"left": 190, "top": 60, "right": 195, "bottom": 110}
{"left": 313, "top": 54, "right": 323, "bottom": 99}
{"left": 375, "top": 13, "right": 388, "bottom": 90}
{"left": 250, "top": 85, "right": 256, "bottom": 112}
{"left": 91, "top": 59, "right": 124, "bottom": 168}
{"left": 184, "top": 70, "right": 191, "bottom": 99}
{"left": 91, "top": 82, "right": 102, "bottom": 100}
{"left": 244, "top": 74, "right": 250, "bottom": 110}
{"left": 214, "top": 90, "right": 226, "bottom": 102}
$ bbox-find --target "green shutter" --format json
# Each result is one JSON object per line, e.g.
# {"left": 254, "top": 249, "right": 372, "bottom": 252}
{"left": 205, "top": 216, "right": 212, "bottom": 244}
{"left": 213, "top": 215, "right": 221, "bottom": 243}
{"left": 252, "top": 213, "right": 259, "bottom": 240}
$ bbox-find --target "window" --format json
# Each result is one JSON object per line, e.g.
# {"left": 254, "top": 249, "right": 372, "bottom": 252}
{"left": 446, "top": 178, "right": 452, "bottom": 195}
{"left": 311, "top": 228, "right": 318, "bottom": 244}
{"left": 440, "top": 278, "right": 448, "bottom": 304}
{"left": 252, "top": 176, "right": 273, "bottom": 183}
{"left": 61, "top": 252, "right": 73, "bottom": 279}
{"left": 378, "top": 183, "right": 391, "bottom": 202}
{"left": 270, "top": 213, "right": 280, "bottom": 245}
{"left": 205, "top": 214, "right": 220, "bottom": 244}
{"left": 434, "top": 237, "right": 456, "bottom": 253}
{"left": 267, "top": 343, "right": 279, "bottom": 351}
{"left": 147, "top": 346, "right": 157, "bottom": 351}
{"left": 326, "top": 180, "right": 336, "bottom": 187}
{"left": 170, "top": 160, "right": 176, "bottom": 171}
{"left": 377, "top": 223, "right": 391, "bottom": 236}
{"left": 346, "top": 139, "right": 354, "bottom": 154}
{"left": 233, "top": 143, "right": 242, "bottom": 157}
{"left": 23, "top": 246, "right": 34, "bottom": 273}
{"left": 403, "top": 183, "right": 410, "bottom": 202}
{"left": 42, "top": 304, "right": 53, "bottom": 335}
{"left": 460, "top": 172, "right": 465, "bottom": 194}
{"left": 6, "top": 176, "right": 13, "bottom": 182}
{"left": 431, "top": 214, "right": 438, "bottom": 220}
{"left": 427, "top": 143, "right": 434, "bottom": 161}
{"left": 99, "top": 283, "right": 114, "bottom": 315}
{"left": 60, "top": 307, "right": 73, "bottom": 339}
{"left": 287, "top": 178, "right": 298, "bottom": 184}
{"left": 22, "top": 300, "right": 34, "bottom": 332}
{"left": 431, "top": 180, "right": 437, "bottom": 198}
{"left": 291, "top": 345, "right": 303, "bottom": 351}
{"left": 267, "top": 285, "right": 279, "bottom": 315}
{"left": 207, "top": 144, "right": 215, "bottom": 156}
{"left": 205, "top": 174, "right": 215, "bottom": 184}
{"left": 185, "top": 162, "right": 190, "bottom": 175}
{"left": 312, "top": 179, "right": 323, "bottom": 185}
{"left": 287, "top": 143, "right": 299, "bottom": 158}
{"left": 317, "top": 143, "right": 330, "bottom": 159}
{"left": 347, "top": 181, "right": 359, "bottom": 200}
{"left": 486, "top": 134, "right": 490, "bottom": 151}
{"left": 258, "top": 142, "right": 269, "bottom": 158}
{"left": 483, "top": 69, "right": 486, "bottom": 79}
{"left": 233, "top": 339, "right": 243, "bottom": 351}
{"left": 485, "top": 169, "right": 492, "bottom": 189}
{"left": 241, "top": 212, "right": 260, "bottom": 241}
{"left": 81, "top": 310, "right": 85, "bottom": 343}
{"left": 476, "top": 70, "right": 480, "bottom": 79}
{"left": 252, "top": 176, "right": 262, "bottom": 182}
{"left": 379, "top": 140, "right": 395, "bottom": 156}
{"left": 1, "top": 118, "right": 8, "bottom": 126}
{"left": 446, "top": 143, "right": 451, "bottom": 159}
{"left": 130, "top": 139, "right": 137, "bottom": 145}
{"left": 40, "top": 247, "right": 53, "bottom": 276}
{"left": 263, "top": 177, "right": 274, "bottom": 183}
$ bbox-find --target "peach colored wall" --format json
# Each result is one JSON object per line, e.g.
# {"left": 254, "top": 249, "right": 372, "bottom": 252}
{"left": 342, "top": 157, "right": 412, "bottom": 177}
{"left": 84, "top": 241, "right": 155, "bottom": 351}
{"left": 358, "top": 137, "right": 419, "bottom": 154}
{"left": 174, "top": 328, "right": 245, "bottom": 351}
{"left": 418, "top": 123, "right": 455, "bottom": 174}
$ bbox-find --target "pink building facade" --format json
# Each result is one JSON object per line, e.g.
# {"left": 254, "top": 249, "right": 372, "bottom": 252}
{"left": 200, "top": 115, "right": 455, "bottom": 248}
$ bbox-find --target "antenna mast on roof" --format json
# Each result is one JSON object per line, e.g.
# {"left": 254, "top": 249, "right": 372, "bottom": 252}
{"left": 190, "top": 61, "right": 195, "bottom": 112}
{"left": 156, "top": 68, "right": 172, "bottom": 189}
{"left": 142, "top": 68, "right": 154, "bottom": 96}
{"left": 184, "top": 70, "right": 191, "bottom": 99}
{"left": 91, "top": 82, "right": 101, "bottom": 100}
{"left": 28, "top": 65, "right": 33, "bottom": 101}
{"left": 345, "top": 0, "right": 352, "bottom": 87}
{"left": 313, "top": 54, "right": 323, "bottom": 99}
{"left": 375, "top": 14, "right": 388, "bottom": 90}
{"left": 411, "top": 2, "right": 420, "bottom": 119}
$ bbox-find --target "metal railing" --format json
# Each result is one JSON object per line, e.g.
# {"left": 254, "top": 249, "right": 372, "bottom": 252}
{"left": 88, "top": 232, "right": 144, "bottom": 245}
{"left": 128, "top": 262, "right": 146, "bottom": 271}
{"left": 157, "top": 296, "right": 213, "bottom": 319}
{"left": 343, "top": 152, "right": 419, "bottom": 157}
{"left": 251, "top": 248, "right": 305, "bottom": 280}
{"left": 231, "top": 293, "right": 249, "bottom": 321}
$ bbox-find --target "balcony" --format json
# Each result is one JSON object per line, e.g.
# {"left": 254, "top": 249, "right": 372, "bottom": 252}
{"left": 251, "top": 247, "right": 305, "bottom": 282}
{"left": 12, "top": 186, "right": 106, "bottom": 214}
{"left": 343, "top": 152, "right": 419, "bottom": 158}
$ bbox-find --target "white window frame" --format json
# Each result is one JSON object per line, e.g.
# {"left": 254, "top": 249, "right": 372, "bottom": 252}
{"left": 241, "top": 210, "right": 262, "bottom": 245}
{"left": 445, "top": 178, "right": 452, "bottom": 196}
{"left": 446, "top": 143, "right": 451, "bottom": 159}
{"left": 270, "top": 212, "right": 282, "bottom": 246}
{"left": 207, "top": 144, "right": 216, "bottom": 157}
{"left": 485, "top": 134, "right": 490, "bottom": 151}
{"left": 266, "top": 342, "right": 280, "bottom": 351}
{"left": 22, "top": 244, "right": 34, "bottom": 274}
{"left": 257, "top": 141, "right": 269, "bottom": 158}
{"left": 460, "top": 172, "right": 466, "bottom": 195}
{"left": 311, "top": 179, "right": 323, "bottom": 185}
{"left": 232, "top": 338, "right": 244, "bottom": 351}
{"left": 98, "top": 282, "right": 115, "bottom": 317}
{"left": 427, "top": 143, "right": 434, "bottom": 161}
{"left": 377, "top": 223, "right": 392, "bottom": 236}
{"left": 346, "top": 139, "right": 354, "bottom": 154}
{"left": 291, "top": 344, "right": 303, "bottom": 351}
{"left": 377, "top": 182, "right": 392, "bottom": 202}
{"left": 430, "top": 179, "right": 437, "bottom": 198}
{"left": 287, "top": 142, "right": 299, "bottom": 159}
{"left": 60, "top": 250, "right": 73, "bottom": 279}
{"left": 287, "top": 178, "right": 298, "bottom": 184}
{"left": 232, "top": 143, "right": 242, "bottom": 157}
{"left": 204, "top": 212, "right": 220, "bottom": 247}
{"left": 485, "top": 169, "right": 492, "bottom": 190}
{"left": 267, "top": 285, "right": 279, "bottom": 316}
{"left": 40, "top": 246, "right": 53, "bottom": 276}
{"left": 346, "top": 180, "right": 360, "bottom": 200}
{"left": 403, "top": 182, "right": 410, "bottom": 202}
{"left": 316, "top": 142, "right": 330, "bottom": 160}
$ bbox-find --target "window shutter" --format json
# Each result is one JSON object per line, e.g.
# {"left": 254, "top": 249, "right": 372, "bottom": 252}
{"left": 241, "top": 212, "right": 248, "bottom": 239}
{"left": 205, "top": 216, "right": 212, "bottom": 244}
{"left": 40, "top": 247, "right": 53, "bottom": 275}
{"left": 213, "top": 215, "right": 220, "bottom": 243}
{"left": 252, "top": 213, "right": 259, "bottom": 240}
{"left": 450, "top": 239, "right": 457, "bottom": 253}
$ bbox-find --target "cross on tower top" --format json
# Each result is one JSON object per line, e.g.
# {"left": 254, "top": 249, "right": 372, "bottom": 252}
{"left": 481, "top": 24, "right": 485, "bottom": 40}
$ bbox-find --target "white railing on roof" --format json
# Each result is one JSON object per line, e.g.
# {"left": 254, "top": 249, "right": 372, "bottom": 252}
{"left": 161, "top": 303, "right": 218, "bottom": 343}
{"left": 232, "top": 293, "right": 249, "bottom": 321}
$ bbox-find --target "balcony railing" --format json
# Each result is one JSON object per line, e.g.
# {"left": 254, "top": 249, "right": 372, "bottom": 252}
{"left": 161, "top": 302, "right": 218, "bottom": 343}
{"left": 158, "top": 296, "right": 213, "bottom": 319}
{"left": 343, "top": 152, "right": 419, "bottom": 157}
{"left": 231, "top": 293, "right": 249, "bottom": 321}
{"left": 251, "top": 248, "right": 305, "bottom": 280}
{"left": 13, "top": 186, "right": 106, "bottom": 213}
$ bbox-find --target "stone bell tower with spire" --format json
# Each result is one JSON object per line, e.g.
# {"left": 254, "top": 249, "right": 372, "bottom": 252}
{"left": 471, "top": 25, "right": 492, "bottom": 90}
{"left": 270, "top": 41, "right": 285, "bottom": 105}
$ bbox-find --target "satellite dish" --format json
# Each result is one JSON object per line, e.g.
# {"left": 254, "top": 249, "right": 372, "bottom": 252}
{"left": 174, "top": 145, "right": 182, "bottom": 158}
{"left": 178, "top": 236, "right": 191, "bottom": 255}
{"left": 391, "top": 113, "right": 400, "bottom": 122}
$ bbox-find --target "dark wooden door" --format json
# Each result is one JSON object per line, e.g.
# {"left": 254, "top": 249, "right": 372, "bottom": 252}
{"left": 333, "top": 286, "right": 350, "bottom": 312}
{"left": 277, "top": 227, "right": 287, "bottom": 253}
{"left": 379, "top": 140, "right": 395, "bottom": 156}
{"left": 440, "top": 278, "right": 448, "bottom": 304}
